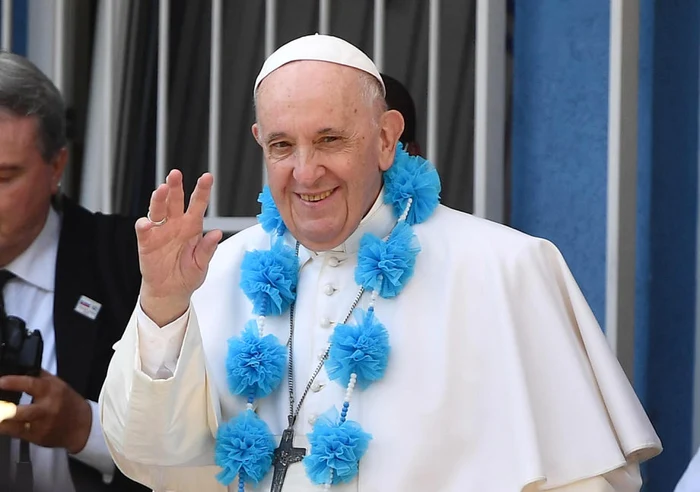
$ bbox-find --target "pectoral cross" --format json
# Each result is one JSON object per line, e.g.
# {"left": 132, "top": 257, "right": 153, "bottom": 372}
{"left": 270, "top": 427, "right": 306, "bottom": 492}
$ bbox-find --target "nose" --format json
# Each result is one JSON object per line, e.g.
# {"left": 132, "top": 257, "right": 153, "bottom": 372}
{"left": 292, "top": 147, "right": 325, "bottom": 187}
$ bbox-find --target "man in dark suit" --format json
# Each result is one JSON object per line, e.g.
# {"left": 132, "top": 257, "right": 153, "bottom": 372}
{"left": 0, "top": 52, "right": 147, "bottom": 491}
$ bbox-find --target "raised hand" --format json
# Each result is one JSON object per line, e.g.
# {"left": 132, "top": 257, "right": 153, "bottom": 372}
{"left": 137, "top": 170, "right": 223, "bottom": 326}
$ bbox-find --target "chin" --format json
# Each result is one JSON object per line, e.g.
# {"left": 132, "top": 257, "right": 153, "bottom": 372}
{"left": 295, "top": 228, "right": 348, "bottom": 252}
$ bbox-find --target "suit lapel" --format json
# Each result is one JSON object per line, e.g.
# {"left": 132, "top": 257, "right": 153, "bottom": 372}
{"left": 53, "top": 200, "right": 101, "bottom": 397}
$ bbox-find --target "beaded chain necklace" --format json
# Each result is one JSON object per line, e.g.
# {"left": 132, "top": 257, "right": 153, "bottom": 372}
{"left": 214, "top": 144, "right": 441, "bottom": 490}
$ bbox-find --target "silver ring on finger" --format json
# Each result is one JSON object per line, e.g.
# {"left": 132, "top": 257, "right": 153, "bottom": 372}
{"left": 147, "top": 211, "right": 168, "bottom": 226}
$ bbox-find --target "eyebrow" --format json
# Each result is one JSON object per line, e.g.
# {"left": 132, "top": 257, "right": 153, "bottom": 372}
{"left": 264, "top": 127, "right": 346, "bottom": 145}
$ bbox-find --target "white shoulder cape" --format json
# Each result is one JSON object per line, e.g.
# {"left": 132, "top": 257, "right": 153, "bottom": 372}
{"left": 100, "top": 205, "right": 661, "bottom": 491}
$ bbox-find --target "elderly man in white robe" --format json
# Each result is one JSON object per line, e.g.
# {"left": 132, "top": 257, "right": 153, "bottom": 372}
{"left": 99, "top": 34, "right": 662, "bottom": 492}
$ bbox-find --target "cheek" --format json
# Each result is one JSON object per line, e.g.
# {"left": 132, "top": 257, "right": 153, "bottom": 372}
{"left": 344, "top": 161, "right": 381, "bottom": 202}
{"left": 0, "top": 177, "right": 50, "bottom": 222}
{"left": 0, "top": 187, "right": 29, "bottom": 237}
{"left": 265, "top": 164, "right": 295, "bottom": 220}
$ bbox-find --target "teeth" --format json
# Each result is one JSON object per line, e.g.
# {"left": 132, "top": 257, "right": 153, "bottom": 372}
{"left": 300, "top": 190, "right": 332, "bottom": 202}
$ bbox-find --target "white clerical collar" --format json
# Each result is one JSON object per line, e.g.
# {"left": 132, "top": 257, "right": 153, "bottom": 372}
{"left": 296, "top": 186, "right": 396, "bottom": 260}
{"left": 5, "top": 207, "right": 60, "bottom": 292}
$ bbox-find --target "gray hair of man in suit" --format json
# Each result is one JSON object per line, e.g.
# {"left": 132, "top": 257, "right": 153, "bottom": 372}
{"left": 0, "top": 51, "right": 67, "bottom": 163}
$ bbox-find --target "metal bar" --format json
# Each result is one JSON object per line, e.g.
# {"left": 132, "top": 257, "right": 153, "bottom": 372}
{"left": 53, "top": 0, "right": 65, "bottom": 93}
{"left": 1, "top": 0, "right": 12, "bottom": 51}
{"left": 373, "top": 0, "right": 385, "bottom": 71}
{"left": 473, "top": 0, "right": 506, "bottom": 222}
{"left": 208, "top": 0, "right": 222, "bottom": 217}
{"left": 262, "top": 0, "right": 276, "bottom": 187}
{"left": 204, "top": 217, "right": 259, "bottom": 233}
{"left": 426, "top": 0, "right": 440, "bottom": 165}
{"left": 265, "top": 0, "right": 276, "bottom": 57}
{"left": 605, "top": 0, "right": 639, "bottom": 382}
{"left": 319, "top": 0, "right": 330, "bottom": 35}
{"left": 156, "top": 0, "right": 170, "bottom": 186}
{"left": 102, "top": 0, "right": 114, "bottom": 213}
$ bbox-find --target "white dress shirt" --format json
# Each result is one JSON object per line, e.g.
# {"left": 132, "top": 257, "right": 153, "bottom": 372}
{"left": 3, "top": 207, "right": 115, "bottom": 492}
{"left": 101, "top": 195, "right": 661, "bottom": 491}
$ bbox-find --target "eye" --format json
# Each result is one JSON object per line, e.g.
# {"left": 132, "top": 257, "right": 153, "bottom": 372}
{"left": 320, "top": 136, "right": 339, "bottom": 143}
{"left": 271, "top": 141, "right": 291, "bottom": 149}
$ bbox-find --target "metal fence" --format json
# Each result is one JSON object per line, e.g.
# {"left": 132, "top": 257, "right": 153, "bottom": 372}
{"left": 1, "top": 0, "right": 642, "bottom": 379}
{"left": 0, "top": 0, "right": 507, "bottom": 235}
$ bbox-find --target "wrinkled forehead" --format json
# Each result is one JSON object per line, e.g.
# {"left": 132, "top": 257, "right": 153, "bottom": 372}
{"left": 257, "top": 60, "right": 363, "bottom": 98}
{"left": 255, "top": 61, "right": 373, "bottom": 126}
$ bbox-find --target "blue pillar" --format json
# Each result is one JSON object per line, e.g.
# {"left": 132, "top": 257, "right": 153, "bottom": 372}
{"left": 511, "top": 0, "right": 609, "bottom": 325}
{"left": 635, "top": 0, "right": 699, "bottom": 489}
{"left": 0, "top": 0, "right": 28, "bottom": 56}
{"left": 512, "top": 1, "right": 699, "bottom": 491}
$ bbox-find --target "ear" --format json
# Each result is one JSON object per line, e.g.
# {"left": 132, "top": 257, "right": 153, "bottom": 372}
{"left": 252, "top": 123, "right": 263, "bottom": 148}
{"left": 378, "top": 110, "right": 404, "bottom": 172}
{"left": 50, "top": 148, "right": 68, "bottom": 195}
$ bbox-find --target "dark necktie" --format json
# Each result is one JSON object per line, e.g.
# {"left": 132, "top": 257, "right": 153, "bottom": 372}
{"left": 0, "top": 269, "right": 15, "bottom": 487}
{"left": 0, "top": 269, "right": 14, "bottom": 317}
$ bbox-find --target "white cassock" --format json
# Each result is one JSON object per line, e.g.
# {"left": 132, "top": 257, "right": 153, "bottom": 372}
{"left": 99, "top": 195, "right": 662, "bottom": 491}
{"left": 675, "top": 449, "right": 700, "bottom": 491}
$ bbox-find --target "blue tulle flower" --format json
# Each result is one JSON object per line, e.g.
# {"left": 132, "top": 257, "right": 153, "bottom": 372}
{"left": 215, "top": 410, "right": 276, "bottom": 486}
{"left": 257, "top": 186, "right": 286, "bottom": 235}
{"left": 355, "top": 221, "right": 421, "bottom": 298}
{"left": 326, "top": 309, "right": 390, "bottom": 389}
{"left": 225, "top": 320, "right": 287, "bottom": 398}
{"left": 304, "top": 408, "right": 372, "bottom": 485}
{"left": 383, "top": 143, "right": 441, "bottom": 225}
{"left": 240, "top": 238, "right": 298, "bottom": 315}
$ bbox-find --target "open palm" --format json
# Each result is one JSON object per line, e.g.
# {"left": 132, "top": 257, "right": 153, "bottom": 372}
{"left": 136, "top": 170, "right": 222, "bottom": 325}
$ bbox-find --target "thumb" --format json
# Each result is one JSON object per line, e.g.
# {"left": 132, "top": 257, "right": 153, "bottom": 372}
{"left": 193, "top": 229, "right": 223, "bottom": 271}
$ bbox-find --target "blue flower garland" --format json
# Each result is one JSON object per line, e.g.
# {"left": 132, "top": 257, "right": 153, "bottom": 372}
{"left": 215, "top": 143, "right": 441, "bottom": 489}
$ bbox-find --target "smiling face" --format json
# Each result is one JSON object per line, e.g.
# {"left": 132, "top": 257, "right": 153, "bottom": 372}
{"left": 252, "top": 61, "right": 404, "bottom": 251}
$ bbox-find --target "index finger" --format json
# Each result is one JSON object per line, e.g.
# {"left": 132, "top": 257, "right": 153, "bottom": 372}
{"left": 10, "top": 403, "right": 40, "bottom": 423}
{"left": 0, "top": 375, "right": 43, "bottom": 397}
{"left": 185, "top": 173, "right": 214, "bottom": 218}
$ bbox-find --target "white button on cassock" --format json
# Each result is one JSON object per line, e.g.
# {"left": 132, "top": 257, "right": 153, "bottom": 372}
{"left": 320, "top": 317, "right": 331, "bottom": 329}
{"left": 308, "top": 413, "right": 318, "bottom": 425}
{"left": 328, "top": 257, "right": 340, "bottom": 267}
{"left": 323, "top": 284, "right": 336, "bottom": 296}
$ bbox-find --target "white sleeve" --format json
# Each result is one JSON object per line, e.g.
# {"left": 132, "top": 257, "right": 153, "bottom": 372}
{"left": 547, "top": 463, "right": 642, "bottom": 492}
{"left": 99, "top": 305, "right": 221, "bottom": 489}
{"left": 136, "top": 303, "right": 189, "bottom": 379}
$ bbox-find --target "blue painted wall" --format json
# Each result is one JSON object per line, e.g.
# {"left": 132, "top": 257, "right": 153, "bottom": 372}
{"left": 512, "top": 0, "right": 699, "bottom": 491}
{"left": 511, "top": 0, "right": 609, "bottom": 326}
{"left": 0, "top": 0, "right": 28, "bottom": 56}
{"left": 635, "top": 0, "right": 699, "bottom": 489}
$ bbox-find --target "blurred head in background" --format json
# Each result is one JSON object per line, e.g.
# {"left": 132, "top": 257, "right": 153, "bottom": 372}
{"left": 381, "top": 73, "right": 422, "bottom": 157}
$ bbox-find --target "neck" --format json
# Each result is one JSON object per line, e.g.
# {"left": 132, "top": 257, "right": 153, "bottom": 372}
{"left": 0, "top": 208, "right": 49, "bottom": 268}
